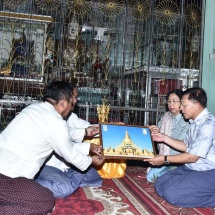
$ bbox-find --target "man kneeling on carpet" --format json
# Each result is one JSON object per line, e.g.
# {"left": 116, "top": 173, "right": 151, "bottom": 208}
{"left": 35, "top": 86, "right": 103, "bottom": 198}
{"left": 0, "top": 81, "right": 104, "bottom": 214}
{"left": 145, "top": 87, "right": 215, "bottom": 208}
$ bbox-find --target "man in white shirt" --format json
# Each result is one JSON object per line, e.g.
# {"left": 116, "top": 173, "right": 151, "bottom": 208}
{"left": 0, "top": 81, "right": 104, "bottom": 214}
{"left": 35, "top": 110, "right": 103, "bottom": 198}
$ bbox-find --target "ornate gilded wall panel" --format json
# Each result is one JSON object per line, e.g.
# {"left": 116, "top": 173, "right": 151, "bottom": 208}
{"left": 0, "top": 0, "right": 204, "bottom": 125}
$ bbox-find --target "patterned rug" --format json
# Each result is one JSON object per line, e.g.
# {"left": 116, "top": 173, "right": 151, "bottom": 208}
{"left": 51, "top": 166, "right": 215, "bottom": 215}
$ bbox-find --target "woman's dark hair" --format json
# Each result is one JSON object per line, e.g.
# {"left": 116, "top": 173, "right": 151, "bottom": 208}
{"left": 165, "top": 89, "right": 183, "bottom": 111}
{"left": 42, "top": 81, "right": 74, "bottom": 103}
{"left": 183, "top": 87, "right": 207, "bottom": 108}
{"left": 166, "top": 89, "right": 183, "bottom": 101}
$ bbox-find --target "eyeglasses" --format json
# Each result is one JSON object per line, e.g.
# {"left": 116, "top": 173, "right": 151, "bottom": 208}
{"left": 180, "top": 101, "right": 197, "bottom": 108}
{"left": 167, "top": 100, "right": 181, "bottom": 105}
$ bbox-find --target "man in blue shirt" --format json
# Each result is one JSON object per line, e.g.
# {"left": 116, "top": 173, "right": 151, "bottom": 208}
{"left": 145, "top": 87, "right": 215, "bottom": 207}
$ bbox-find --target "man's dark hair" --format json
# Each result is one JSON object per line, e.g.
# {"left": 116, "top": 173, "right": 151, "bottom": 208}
{"left": 183, "top": 87, "right": 207, "bottom": 108}
{"left": 42, "top": 81, "right": 74, "bottom": 103}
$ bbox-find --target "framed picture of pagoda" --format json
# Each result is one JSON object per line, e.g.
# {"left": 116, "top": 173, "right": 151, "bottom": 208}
{"left": 99, "top": 123, "right": 156, "bottom": 160}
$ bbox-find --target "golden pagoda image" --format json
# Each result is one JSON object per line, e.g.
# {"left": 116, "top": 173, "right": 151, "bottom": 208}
{"left": 103, "top": 129, "right": 154, "bottom": 158}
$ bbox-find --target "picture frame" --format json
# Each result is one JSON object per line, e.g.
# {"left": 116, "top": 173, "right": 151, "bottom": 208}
{"left": 99, "top": 123, "right": 156, "bottom": 160}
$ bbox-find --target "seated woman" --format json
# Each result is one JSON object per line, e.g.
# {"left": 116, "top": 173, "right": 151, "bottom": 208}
{"left": 146, "top": 89, "right": 190, "bottom": 183}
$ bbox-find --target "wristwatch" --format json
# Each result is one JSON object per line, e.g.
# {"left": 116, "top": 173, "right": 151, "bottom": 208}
{"left": 164, "top": 156, "right": 169, "bottom": 165}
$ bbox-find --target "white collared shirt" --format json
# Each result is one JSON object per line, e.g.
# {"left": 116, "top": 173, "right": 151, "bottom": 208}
{"left": 0, "top": 102, "right": 92, "bottom": 179}
{"left": 46, "top": 113, "right": 91, "bottom": 171}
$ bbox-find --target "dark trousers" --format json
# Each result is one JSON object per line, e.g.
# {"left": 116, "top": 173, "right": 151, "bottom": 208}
{"left": 155, "top": 165, "right": 215, "bottom": 207}
{"left": 0, "top": 173, "right": 55, "bottom": 215}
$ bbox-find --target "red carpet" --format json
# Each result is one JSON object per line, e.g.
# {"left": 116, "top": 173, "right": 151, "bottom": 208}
{"left": 52, "top": 166, "right": 215, "bottom": 215}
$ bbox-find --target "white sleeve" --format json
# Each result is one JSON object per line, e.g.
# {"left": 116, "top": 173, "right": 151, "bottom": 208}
{"left": 69, "top": 129, "right": 85, "bottom": 142}
{"left": 48, "top": 117, "right": 92, "bottom": 171}
{"left": 67, "top": 113, "right": 90, "bottom": 142}
{"left": 67, "top": 113, "right": 90, "bottom": 129}
{"left": 46, "top": 140, "right": 90, "bottom": 170}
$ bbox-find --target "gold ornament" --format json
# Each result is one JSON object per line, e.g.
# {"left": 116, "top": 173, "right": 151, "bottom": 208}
{"left": 0, "top": 65, "right": 12, "bottom": 76}
{"left": 4, "top": 0, "right": 28, "bottom": 8}
{"left": 46, "top": 37, "right": 55, "bottom": 56}
{"left": 63, "top": 44, "right": 78, "bottom": 66}
{"left": 99, "top": 0, "right": 124, "bottom": 18}
{"left": 97, "top": 98, "right": 110, "bottom": 123}
{"left": 35, "top": 0, "right": 61, "bottom": 11}
{"left": 128, "top": 0, "right": 151, "bottom": 22}
{"left": 155, "top": 0, "right": 179, "bottom": 25}
{"left": 184, "top": 4, "right": 202, "bottom": 28}
{"left": 67, "top": 0, "right": 92, "bottom": 16}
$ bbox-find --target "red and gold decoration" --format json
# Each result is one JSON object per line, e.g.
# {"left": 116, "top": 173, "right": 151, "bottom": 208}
{"left": 52, "top": 166, "right": 215, "bottom": 215}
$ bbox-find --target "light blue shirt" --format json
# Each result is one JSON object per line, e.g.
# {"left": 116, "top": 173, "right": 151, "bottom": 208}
{"left": 185, "top": 108, "right": 215, "bottom": 171}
